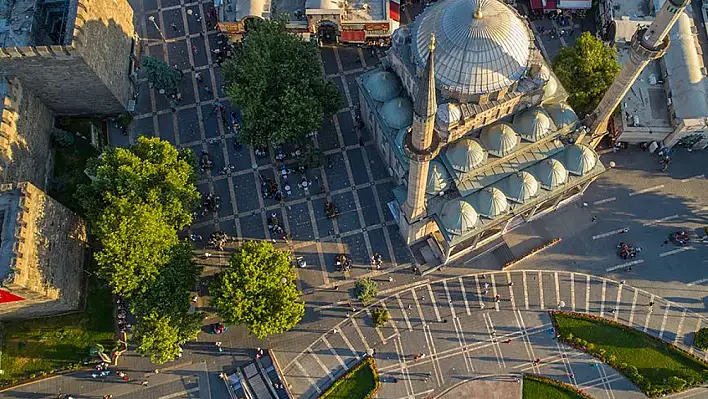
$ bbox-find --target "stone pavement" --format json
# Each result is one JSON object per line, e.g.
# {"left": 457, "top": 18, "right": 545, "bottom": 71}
{"left": 277, "top": 270, "right": 708, "bottom": 399}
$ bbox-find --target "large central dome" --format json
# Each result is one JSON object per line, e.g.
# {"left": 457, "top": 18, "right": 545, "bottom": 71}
{"left": 411, "top": 0, "right": 533, "bottom": 96}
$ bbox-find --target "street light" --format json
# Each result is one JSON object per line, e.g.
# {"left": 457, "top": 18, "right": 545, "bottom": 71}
{"left": 280, "top": 277, "right": 288, "bottom": 284}
{"left": 148, "top": 16, "right": 165, "bottom": 41}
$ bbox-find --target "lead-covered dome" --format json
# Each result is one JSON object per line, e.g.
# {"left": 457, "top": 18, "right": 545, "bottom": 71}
{"left": 545, "top": 102, "right": 578, "bottom": 129}
{"left": 476, "top": 187, "right": 508, "bottom": 217}
{"left": 411, "top": 0, "right": 532, "bottom": 96}
{"left": 565, "top": 144, "right": 597, "bottom": 176}
{"left": 505, "top": 171, "right": 539, "bottom": 203}
{"left": 480, "top": 122, "right": 520, "bottom": 156}
{"left": 379, "top": 97, "right": 413, "bottom": 130}
{"left": 446, "top": 137, "right": 487, "bottom": 172}
{"left": 513, "top": 107, "right": 555, "bottom": 142}
{"left": 533, "top": 159, "right": 568, "bottom": 189}
{"left": 364, "top": 71, "right": 402, "bottom": 102}
{"left": 441, "top": 199, "right": 478, "bottom": 235}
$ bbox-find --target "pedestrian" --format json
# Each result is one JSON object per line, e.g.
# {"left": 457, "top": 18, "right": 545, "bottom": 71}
{"left": 171, "top": 22, "right": 178, "bottom": 31}
{"left": 622, "top": 227, "right": 629, "bottom": 233}
{"left": 608, "top": 308, "right": 615, "bottom": 314}
{"left": 192, "top": 44, "right": 198, "bottom": 54}
{"left": 620, "top": 280, "right": 626, "bottom": 285}
{"left": 508, "top": 281, "right": 514, "bottom": 287}
{"left": 204, "top": 85, "right": 211, "bottom": 93}
{"left": 142, "top": 380, "right": 149, "bottom": 387}
{"left": 389, "top": 276, "right": 394, "bottom": 282}
{"left": 648, "top": 301, "right": 654, "bottom": 308}
{"left": 195, "top": 72, "right": 202, "bottom": 82}
{"left": 592, "top": 216, "right": 597, "bottom": 222}
{"left": 215, "top": 341, "right": 223, "bottom": 352}
{"left": 504, "top": 338, "right": 511, "bottom": 344}
{"left": 494, "top": 294, "right": 500, "bottom": 302}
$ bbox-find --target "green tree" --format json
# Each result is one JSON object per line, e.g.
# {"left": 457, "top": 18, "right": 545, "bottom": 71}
{"left": 695, "top": 328, "right": 708, "bottom": 350}
{"left": 552, "top": 32, "right": 621, "bottom": 117}
{"left": 142, "top": 56, "right": 183, "bottom": 93}
{"left": 133, "top": 311, "right": 202, "bottom": 364}
{"left": 371, "top": 307, "right": 389, "bottom": 327}
{"left": 222, "top": 19, "right": 344, "bottom": 148}
{"left": 210, "top": 241, "right": 304, "bottom": 339}
{"left": 355, "top": 277, "right": 378, "bottom": 305}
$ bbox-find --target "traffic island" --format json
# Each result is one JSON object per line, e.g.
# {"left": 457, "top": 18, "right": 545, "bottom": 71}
{"left": 320, "top": 356, "right": 379, "bottom": 399}
{"left": 523, "top": 374, "right": 594, "bottom": 399}
{"left": 551, "top": 311, "right": 708, "bottom": 398}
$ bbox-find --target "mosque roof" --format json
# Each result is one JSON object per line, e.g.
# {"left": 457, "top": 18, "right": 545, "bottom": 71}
{"left": 441, "top": 199, "right": 478, "bottom": 235}
{"left": 364, "top": 71, "right": 402, "bottom": 102}
{"left": 504, "top": 171, "right": 539, "bottom": 203}
{"left": 545, "top": 102, "right": 578, "bottom": 129}
{"left": 427, "top": 159, "right": 451, "bottom": 195}
{"left": 445, "top": 137, "right": 487, "bottom": 172}
{"left": 480, "top": 122, "right": 520, "bottom": 157}
{"left": 513, "top": 106, "right": 556, "bottom": 142}
{"left": 532, "top": 158, "right": 568, "bottom": 189}
{"left": 476, "top": 187, "right": 508, "bottom": 217}
{"left": 565, "top": 144, "right": 598, "bottom": 176}
{"left": 378, "top": 97, "right": 414, "bottom": 130}
{"left": 410, "top": 0, "right": 533, "bottom": 95}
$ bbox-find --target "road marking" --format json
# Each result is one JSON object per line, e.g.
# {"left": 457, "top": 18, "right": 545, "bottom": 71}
{"left": 459, "top": 277, "right": 471, "bottom": 316}
{"left": 554, "top": 271, "right": 561, "bottom": 307}
{"left": 643, "top": 294, "right": 655, "bottom": 333}
{"left": 424, "top": 323, "right": 444, "bottom": 386}
{"left": 598, "top": 362, "right": 616, "bottom": 399}
{"left": 522, "top": 271, "right": 529, "bottom": 310}
{"left": 454, "top": 316, "right": 472, "bottom": 372}
{"left": 412, "top": 288, "right": 427, "bottom": 326}
{"left": 381, "top": 302, "right": 399, "bottom": 337}
{"left": 350, "top": 317, "right": 372, "bottom": 352}
{"left": 491, "top": 273, "right": 500, "bottom": 311}
{"left": 600, "top": 279, "right": 606, "bottom": 317}
{"left": 644, "top": 214, "right": 679, "bottom": 227}
{"left": 606, "top": 259, "right": 644, "bottom": 272}
{"left": 507, "top": 271, "right": 516, "bottom": 310}
{"left": 393, "top": 335, "right": 413, "bottom": 398}
{"left": 585, "top": 275, "right": 590, "bottom": 314}
{"left": 159, "top": 387, "right": 200, "bottom": 399}
{"left": 443, "top": 280, "right": 456, "bottom": 318}
{"left": 628, "top": 288, "right": 638, "bottom": 327}
{"left": 514, "top": 309, "right": 539, "bottom": 374}
{"left": 396, "top": 295, "right": 413, "bottom": 331}
{"left": 592, "top": 228, "right": 629, "bottom": 240}
{"left": 294, "top": 360, "right": 322, "bottom": 394}
{"left": 314, "top": 299, "right": 353, "bottom": 312}
{"left": 427, "top": 284, "right": 442, "bottom": 322}
{"left": 681, "top": 174, "right": 704, "bottom": 182}
{"left": 538, "top": 271, "right": 544, "bottom": 310}
{"left": 365, "top": 308, "right": 387, "bottom": 344}
{"left": 322, "top": 336, "right": 346, "bottom": 368}
{"left": 659, "top": 246, "right": 693, "bottom": 257}
{"left": 570, "top": 273, "right": 576, "bottom": 312}
{"left": 483, "top": 313, "right": 505, "bottom": 369}
{"left": 614, "top": 284, "right": 622, "bottom": 321}
{"left": 474, "top": 275, "right": 484, "bottom": 309}
{"left": 451, "top": 316, "right": 471, "bottom": 372}
{"left": 687, "top": 277, "right": 708, "bottom": 286}
{"left": 629, "top": 184, "right": 664, "bottom": 196}
{"left": 338, "top": 326, "right": 360, "bottom": 359}
{"left": 556, "top": 341, "right": 577, "bottom": 387}
{"left": 674, "top": 309, "right": 687, "bottom": 346}
{"left": 593, "top": 197, "right": 616, "bottom": 205}
{"left": 658, "top": 303, "right": 671, "bottom": 339}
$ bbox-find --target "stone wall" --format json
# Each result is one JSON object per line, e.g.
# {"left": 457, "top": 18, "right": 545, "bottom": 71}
{"left": 0, "top": 182, "right": 88, "bottom": 320}
{"left": 0, "top": 78, "right": 55, "bottom": 189}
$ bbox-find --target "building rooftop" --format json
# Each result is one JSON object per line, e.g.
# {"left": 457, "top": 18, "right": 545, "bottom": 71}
{"left": 304, "top": 0, "right": 387, "bottom": 21}
{"left": 0, "top": 0, "right": 78, "bottom": 47}
{"left": 605, "top": 0, "right": 652, "bottom": 21}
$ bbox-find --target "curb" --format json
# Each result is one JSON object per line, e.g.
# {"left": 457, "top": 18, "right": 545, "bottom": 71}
{"left": 503, "top": 237, "right": 562, "bottom": 269}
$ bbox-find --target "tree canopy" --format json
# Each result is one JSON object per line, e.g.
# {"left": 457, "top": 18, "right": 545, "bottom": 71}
{"left": 210, "top": 241, "right": 305, "bottom": 339}
{"left": 142, "top": 56, "right": 183, "bottom": 93}
{"left": 133, "top": 311, "right": 202, "bottom": 364}
{"left": 221, "top": 19, "right": 343, "bottom": 148}
{"left": 552, "top": 32, "right": 621, "bottom": 117}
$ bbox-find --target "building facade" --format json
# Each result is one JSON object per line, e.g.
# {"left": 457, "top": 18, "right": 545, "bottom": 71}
{"left": 358, "top": 0, "right": 604, "bottom": 269}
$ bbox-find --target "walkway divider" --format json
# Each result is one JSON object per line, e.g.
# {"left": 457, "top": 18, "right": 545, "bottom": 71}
{"left": 503, "top": 238, "right": 562, "bottom": 269}
{"left": 269, "top": 349, "right": 294, "bottom": 399}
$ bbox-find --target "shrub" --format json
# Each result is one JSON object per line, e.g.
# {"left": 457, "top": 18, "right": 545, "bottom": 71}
{"left": 371, "top": 307, "right": 389, "bottom": 327}
{"left": 118, "top": 113, "right": 134, "bottom": 127}
{"left": 52, "top": 129, "right": 76, "bottom": 147}
{"left": 355, "top": 278, "right": 378, "bottom": 305}
{"left": 669, "top": 376, "right": 687, "bottom": 391}
{"left": 694, "top": 328, "right": 708, "bottom": 350}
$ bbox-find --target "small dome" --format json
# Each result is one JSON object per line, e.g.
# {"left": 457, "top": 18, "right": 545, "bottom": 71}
{"left": 513, "top": 107, "right": 555, "bottom": 142}
{"left": 545, "top": 102, "right": 578, "bottom": 129}
{"left": 427, "top": 159, "right": 451, "bottom": 195}
{"left": 379, "top": 97, "right": 413, "bottom": 130}
{"left": 476, "top": 187, "right": 508, "bottom": 218}
{"left": 441, "top": 199, "right": 478, "bottom": 236}
{"left": 481, "top": 123, "right": 520, "bottom": 157}
{"left": 533, "top": 159, "right": 568, "bottom": 189}
{"left": 446, "top": 138, "right": 487, "bottom": 172}
{"left": 365, "top": 71, "right": 402, "bottom": 102}
{"left": 565, "top": 144, "right": 598, "bottom": 175}
{"left": 544, "top": 75, "right": 559, "bottom": 98}
{"left": 392, "top": 26, "right": 410, "bottom": 48}
{"left": 505, "top": 171, "right": 539, "bottom": 203}
{"left": 538, "top": 65, "right": 551, "bottom": 81}
{"left": 437, "top": 103, "right": 462, "bottom": 125}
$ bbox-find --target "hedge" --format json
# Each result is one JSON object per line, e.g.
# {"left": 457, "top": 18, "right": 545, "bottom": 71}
{"left": 320, "top": 356, "right": 380, "bottom": 399}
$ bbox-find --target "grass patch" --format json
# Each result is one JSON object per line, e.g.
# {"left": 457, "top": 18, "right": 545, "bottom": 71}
{"left": 523, "top": 374, "right": 593, "bottom": 399}
{"left": 49, "top": 133, "right": 98, "bottom": 215}
{"left": 320, "top": 356, "right": 379, "bottom": 399}
{"left": 0, "top": 276, "right": 115, "bottom": 384}
{"left": 552, "top": 311, "right": 708, "bottom": 397}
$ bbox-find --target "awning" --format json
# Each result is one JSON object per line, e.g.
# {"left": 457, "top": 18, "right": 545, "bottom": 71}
{"left": 341, "top": 30, "right": 366, "bottom": 42}
{"left": 530, "top": 0, "right": 543, "bottom": 9}
{"left": 558, "top": 0, "right": 591, "bottom": 8}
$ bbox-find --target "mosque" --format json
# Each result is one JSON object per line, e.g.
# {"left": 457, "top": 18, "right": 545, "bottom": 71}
{"left": 357, "top": 0, "right": 606, "bottom": 268}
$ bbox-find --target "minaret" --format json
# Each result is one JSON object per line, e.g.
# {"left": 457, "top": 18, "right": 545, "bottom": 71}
{"left": 401, "top": 34, "right": 441, "bottom": 244}
{"left": 583, "top": 0, "right": 691, "bottom": 147}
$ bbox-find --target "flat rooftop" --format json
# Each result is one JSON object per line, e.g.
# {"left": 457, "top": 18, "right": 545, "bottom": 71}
{"left": 0, "top": 0, "right": 78, "bottom": 47}
{"left": 617, "top": 46, "right": 671, "bottom": 128}
{"left": 606, "top": 0, "right": 652, "bottom": 20}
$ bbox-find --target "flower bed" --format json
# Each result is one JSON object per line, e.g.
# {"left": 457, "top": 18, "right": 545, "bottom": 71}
{"left": 320, "top": 356, "right": 380, "bottom": 399}
{"left": 523, "top": 374, "right": 594, "bottom": 399}
{"left": 551, "top": 311, "right": 708, "bottom": 398}
{"left": 503, "top": 237, "right": 562, "bottom": 269}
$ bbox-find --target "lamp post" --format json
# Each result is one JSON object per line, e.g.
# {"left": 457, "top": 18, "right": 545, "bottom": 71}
{"left": 148, "top": 16, "right": 165, "bottom": 41}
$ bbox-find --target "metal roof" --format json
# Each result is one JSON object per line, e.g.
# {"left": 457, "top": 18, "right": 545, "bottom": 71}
{"left": 427, "top": 159, "right": 452, "bottom": 195}
{"left": 545, "top": 102, "right": 578, "bottom": 129}
{"left": 503, "top": 171, "right": 539, "bottom": 203}
{"left": 475, "top": 187, "right": 508, "bottom": 217}
{"left": 532, "top": 158, "right": 568, "bottom": 189}
{"left": 513, "top": 106, "right": 556, "bottom": 142}
{"left": 440, "top": 199, "right": 478, "bottom": 235}
{"left": 364, "top": 71, "right": 403, "bottom": 103}
{"left": 410, "top": 0, "right": 532, "bottom": 95}
{"left": 564, "top": 144, "right": 598, "bottom": 176}
{"left": 445, "top": 137, "right": 487, "bottom": 172}
{"left": 378, "top": 97, "right": 414, "bottom": 130}
{"left": 480, "top": 122, "right": 520, "bottom": 157}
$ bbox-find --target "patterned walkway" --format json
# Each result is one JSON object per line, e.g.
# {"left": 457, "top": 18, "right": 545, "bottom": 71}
{"left": 276, "top": 270, "right": 708, "bottom": 399}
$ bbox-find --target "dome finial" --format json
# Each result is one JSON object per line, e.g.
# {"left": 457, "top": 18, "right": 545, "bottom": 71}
{"left": 429, "top": 33, "right": 436, "bottom": 52}
{"left": 473, "top": 1, "right": 483, "bottom": 18}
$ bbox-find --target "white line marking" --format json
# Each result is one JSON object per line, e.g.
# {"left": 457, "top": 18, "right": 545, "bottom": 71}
{"left": 674, "top": 309, "right": 687, "bottom": 346}
{"left": 425, "top": 323, "right": 444, "bottom": 385}
{"left": 484, "top": 313, "right": 506, "bottom": 369}
{"left": 522, "top": 271, "right": 529, "bottom": 310}
{"left": 451, "top": 316, "right": 471, "bottom": 373}
{"left": 507, "top": 271, "right": 516, "bottom": 310}
{"left": 628, "top": 288, "right": 638, "bottom": 327}
{"left": 443, "top": 280, "right": 455, "bottom": 318}
{"left": 658, "top": 303, "right": 671, "bottom": 339}
{"left": 512, "top": 309, "right": 537, "bottom": 374}
{"left": 159, "top": 387, "right": 200, "bottom": 399}
{"left": 294, "top": 360, "right": 322, "bottom": 394}
{"left": 350, "top": 317, "right": 372, "bottom": 352}
{"left": 455, "top": 316, "right": 472, "bottom": 372}
{"left": 681, "top": 174, "right": 704, "bottom": 182}
{"left": 687, "top": 277, "right": 708, "bottom": 286}
{"left": 600, "top": 279, "right": 606, "bottom": 318}
{"left": 412, "top": 288, "right": 426, "bottom": 326}
{"left": 475, "top": 275, "right": 484, "bottom": 309}
{"left": 491, "top": 273, "right": 500, "bottom": 311}
{"left": 629, "top": 184, "right": 664, "bottom": 196}
{"left": 538, "top": 271, "right": 544, "bottom": 310}
{"left": 427, "top": 284, "right": 442, "bottom": 322}
{"left": 614, "top": 284, "right": 622, "bottom": 321}
{"left": 570, "top": 273, "right": 576, "bottom": 312}
{"left": 554, "top": 271, "right": 561, "bottom": 306}
{"left": 593, "top": 197, "right": 616, "bottom": 205}
{"left": 644, "top": 214, "right": 680, "bottom": 227}
{"left": 690, "top": 318, "right": 702, "bottom": 354}
{"left": 585, "top": 275, "right": 590, "bottom": 314}
{"left": 365, "top": 308, "right": 387, "bottom": 344}
{"left": 338, "top": 326, "right": 360, "bottom": 359}
{"left": 606, "top": 259, "right": 644, "bottom": 272}
{"left": 322, "top": 336, "right": 346, "bottom": 368}
{"left": 381, "top": 302, "right": 399, "bottom": 337}
{"left": 459, "top": 277, "right": 471, "bottom": 316}
{"left": 593, "top": 228, "right": 630, "bottom": 240}
{"left": 396, "top": 295, "right": 413, "bottom": 332}
{"left": 659, "top": 246, "right": 693, "bottom": 258}
{"left": 643, "top": 294, "right": 655, "bottom": 333}
{"left": 393, "top": 335, "right": 413, "bottom": 398}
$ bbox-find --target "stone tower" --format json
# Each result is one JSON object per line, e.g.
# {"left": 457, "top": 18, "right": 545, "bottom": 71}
{"left": 584, "top": 0, "right": 691, "bottom": 146}
{"left": 401, "top": 34, "right": 441, "bottom": 244}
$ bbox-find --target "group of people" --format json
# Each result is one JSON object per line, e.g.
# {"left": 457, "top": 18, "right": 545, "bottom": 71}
{"left": 199, "top": 150, "right": 214, "bottom": 172}
{"left": 671, "top": 231, "right": 690, "bottom": 246}
{"left": 617, "top": 242, "right": 641, "bottom": 260}
{"left": 335, "top": 254, "right": 352, "bottom": 272}
{"left": 370, "top": 252, "right": 382, "bottom": 269}
{"left": 268, "top": 213, "right": 287, "bottom": 240}
{"left": 325, "top": 201, "right": 340, "bottom": 218}
{"left": 203, "top": 192, "right": 221, "bottom": 212}
{"left": 208, "top": 230, "right": 230, "bottom": 250}
{"left": 211, "top": 32, "right": 234, "bottom": 67}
